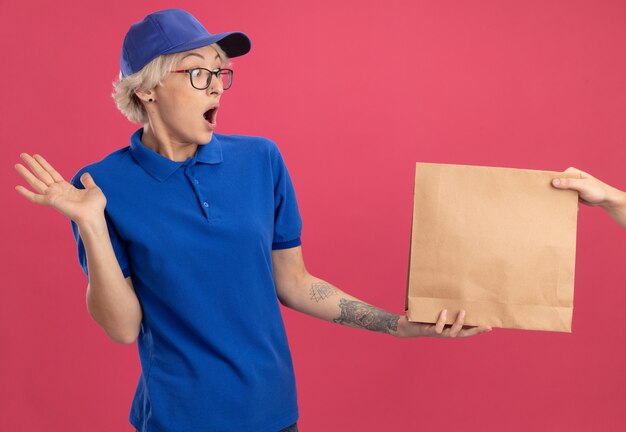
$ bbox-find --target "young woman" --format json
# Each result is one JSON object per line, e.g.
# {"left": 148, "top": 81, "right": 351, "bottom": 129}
{"left": 14, "top": 8, "right": 490, "bottom": 432}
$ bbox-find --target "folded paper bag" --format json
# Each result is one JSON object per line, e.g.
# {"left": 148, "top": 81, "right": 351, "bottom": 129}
{"left": 405, "top": 163, "right": 580, "bottom": 332}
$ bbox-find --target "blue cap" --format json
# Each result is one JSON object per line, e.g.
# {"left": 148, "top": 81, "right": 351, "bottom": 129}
{"left": 120, "top": 8, "right": 251, "bottom": 77}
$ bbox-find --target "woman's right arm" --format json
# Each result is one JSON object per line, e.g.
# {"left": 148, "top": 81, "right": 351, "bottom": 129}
{"left": 15, "top": 153, "right": 142, "bottom": 344}
{"left": 77, "top": 215, "right": 142, "bottom": 344}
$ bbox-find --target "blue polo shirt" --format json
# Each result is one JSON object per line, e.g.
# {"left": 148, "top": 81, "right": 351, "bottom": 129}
{"left": 69, "top": 128, "right": 303, "bottom": 432}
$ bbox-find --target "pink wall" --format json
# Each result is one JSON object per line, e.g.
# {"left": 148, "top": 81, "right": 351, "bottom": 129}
{"left": 2, "top": 0, "right": 625, "bottom": 431}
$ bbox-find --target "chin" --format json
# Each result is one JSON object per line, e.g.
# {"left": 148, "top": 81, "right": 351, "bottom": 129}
{"left": 203, "top": 130, "right": 214, "bottom": 143}
{"left": 188, "top": 129, "right": 213, "bottom": 145}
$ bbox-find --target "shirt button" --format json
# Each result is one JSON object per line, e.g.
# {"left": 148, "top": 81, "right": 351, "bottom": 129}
{"left": 194, "top": 179, "right": 199, "bottom": 185}
{"left": 203, "top": 202, "right": 209, "bottom": 208}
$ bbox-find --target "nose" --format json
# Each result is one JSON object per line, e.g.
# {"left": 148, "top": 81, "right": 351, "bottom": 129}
{"left": 208, "top": 72, "right": 224, "bottom": 96}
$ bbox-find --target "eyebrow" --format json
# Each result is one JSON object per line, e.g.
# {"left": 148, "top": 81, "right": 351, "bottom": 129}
{"left": 181, "top": 53, "right": 221, "bottom": 61}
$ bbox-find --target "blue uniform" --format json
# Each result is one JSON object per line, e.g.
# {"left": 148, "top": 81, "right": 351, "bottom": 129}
{"left": 70, "top": 128, "right": 303, "bottom": 432}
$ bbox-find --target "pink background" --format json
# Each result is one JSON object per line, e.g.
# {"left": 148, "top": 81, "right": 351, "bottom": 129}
{"left": 2, "top": 0, "right": 625, "bottom": 431}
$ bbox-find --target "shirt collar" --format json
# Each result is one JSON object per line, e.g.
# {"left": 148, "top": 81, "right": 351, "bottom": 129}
{"left": 129, "top": 128, "right": 223, "bottom": 182}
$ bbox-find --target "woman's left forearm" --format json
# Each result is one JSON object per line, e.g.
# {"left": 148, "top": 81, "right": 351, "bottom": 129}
{"left": 283, "top": 273, "right": 405, "bottom": 337}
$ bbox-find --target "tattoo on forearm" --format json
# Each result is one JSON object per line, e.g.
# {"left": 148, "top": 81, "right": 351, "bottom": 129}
{"left": 309, "top": 281, "right": 338, "bottom": 302}
{"left": 333, "top": 299, "right": 400, "bottom": 334}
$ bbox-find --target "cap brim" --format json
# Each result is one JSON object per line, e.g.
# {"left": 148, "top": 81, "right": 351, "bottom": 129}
{"left": 161, "top": 31, "right": 251, "bottom": 59}
{"left": 214, "top": 32, "right": 251, "bottom": 58}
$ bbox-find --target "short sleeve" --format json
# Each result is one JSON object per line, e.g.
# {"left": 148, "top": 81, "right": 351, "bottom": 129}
{"left": 69, "top": 170, "right": 132, "bottom": 281}
{"left": 270, "top": 142, "right": 303, "bottom": 250}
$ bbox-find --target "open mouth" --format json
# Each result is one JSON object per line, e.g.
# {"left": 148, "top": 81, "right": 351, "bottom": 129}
{"left": 203, "top": 107, "right": 218, "bottom": 125}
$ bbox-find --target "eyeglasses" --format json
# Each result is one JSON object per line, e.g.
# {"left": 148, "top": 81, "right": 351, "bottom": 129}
{"left": 170, "top": 68, "right": 234, "bottom": 90}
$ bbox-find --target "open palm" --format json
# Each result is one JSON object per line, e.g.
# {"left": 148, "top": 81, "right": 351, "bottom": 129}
{"left": 15, "top": 153, "right": 106, "bottom": 224}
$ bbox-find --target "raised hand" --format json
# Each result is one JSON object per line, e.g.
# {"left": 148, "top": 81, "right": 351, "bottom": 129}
{"left": 14, "top": 153, "right": 106, "bottom": 224}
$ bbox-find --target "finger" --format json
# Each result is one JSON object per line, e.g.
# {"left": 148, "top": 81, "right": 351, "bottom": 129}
{"left": 459, "top": 326, "right": 492, "bottom": 338}
{"left": 15, "top": 163, "right": 48, "bottom": 194}
{"left": 15, "top": 185, "right": 45, "bottom": 205}
{"left": 449, "top": 310, "right": 465, "bottom": 337}
{"left": 80, "top": 172, "right": 97, "bottom": 189}
{"left": 19, "top": 153, "right": 55, "bottom": 185}
{"left": 32, "top": 154, "right": 65, "bottom": 183}
{"left": 564, "top": 166, "right": 582, "bottom": 174}
{"left": 564, "top": 166, "right": 592, "bottom": 178}
{"left": 551, "top": 177, "right": 588, "bottom": 193}
{"left": 435, "top": 309, "right": 447, "bottom": 334}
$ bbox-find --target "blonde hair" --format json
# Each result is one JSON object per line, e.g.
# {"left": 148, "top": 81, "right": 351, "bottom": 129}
{"left": 112, "top": 43, "right": 231, "bottom": 124}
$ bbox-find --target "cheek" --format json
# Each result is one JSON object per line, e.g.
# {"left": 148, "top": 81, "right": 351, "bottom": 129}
{"left": 155, "top": 83, "right": 196, "bottom": 123}
{"left": 160, "top": 97, "right": 197, "bottom": 125}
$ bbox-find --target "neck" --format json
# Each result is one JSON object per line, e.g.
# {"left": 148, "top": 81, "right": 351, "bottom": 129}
{"left": 141, "top": 123, "right": 200, "bottom": 162}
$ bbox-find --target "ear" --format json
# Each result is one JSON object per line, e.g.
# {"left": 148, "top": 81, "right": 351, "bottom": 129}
{"left": 134, "top": 88, "right": 155, "bottom": 103}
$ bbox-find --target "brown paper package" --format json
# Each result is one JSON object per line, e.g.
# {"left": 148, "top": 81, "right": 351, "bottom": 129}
{"left": 405, "top": 163, "right": 581, "bottom": 332}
